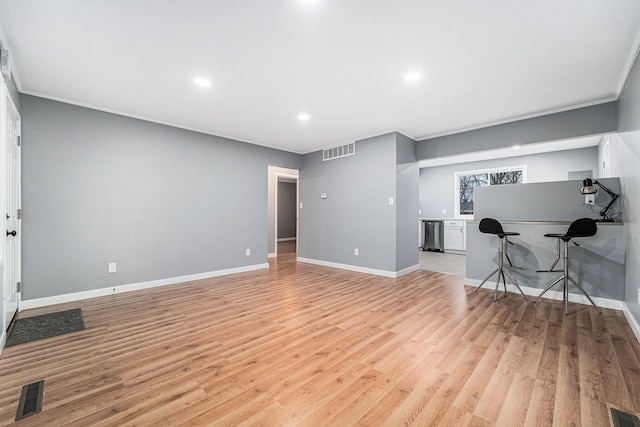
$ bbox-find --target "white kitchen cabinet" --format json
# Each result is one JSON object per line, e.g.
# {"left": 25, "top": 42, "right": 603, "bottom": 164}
{"left": 444, "top": 220, "right": 466, "bottom": 252}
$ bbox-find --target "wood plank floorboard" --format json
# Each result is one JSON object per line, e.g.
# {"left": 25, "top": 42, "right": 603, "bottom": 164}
{"left": 1, "top": 249, "right": 640, "bottom": 426}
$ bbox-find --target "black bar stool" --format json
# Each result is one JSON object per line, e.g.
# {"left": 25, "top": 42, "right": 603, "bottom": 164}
{"left": 534, "top": 218, "right": 601, "bottom": 315}
{"left": 475, "top": 218, "right": 528, "bottom": 301}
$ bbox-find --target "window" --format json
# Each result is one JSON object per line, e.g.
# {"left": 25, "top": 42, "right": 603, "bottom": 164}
{"left": 454, "top": 166, "right": 526, "bottom": 218}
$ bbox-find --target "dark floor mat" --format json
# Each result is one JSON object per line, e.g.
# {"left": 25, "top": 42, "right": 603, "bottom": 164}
{"left": 6, "top": 308, "right": 85, "bottom": 346}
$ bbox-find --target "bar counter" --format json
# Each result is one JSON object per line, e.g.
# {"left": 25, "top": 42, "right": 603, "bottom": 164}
{"left": 465, "top": 220, "right": 625, "bottom": 302}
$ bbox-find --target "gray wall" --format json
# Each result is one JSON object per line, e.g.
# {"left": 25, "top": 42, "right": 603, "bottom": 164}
{"left": 299, "top": 133, "right": 397, "bottom": 271}
{"left": 299, "top": 132, "right": 417, "bottom": 273}
{"left": 419, "top": 147, "right": 598, "bottom": 219}
{"left": 617, "top": 50, "right": 640, "bottom": 325}
{"left": 277, "top": 181, "right": 297, "bottom": 239}
{"left": 395, "top": 133, "right": 419, "bottom": 271}
{"left": 416, "top": 102, "right": 618, "bottom": 160}
{"left": 473, "top": 177, "right": 622, "bottom": 222}
{"left": 22, "top": 95, "right": 301, "bottom": 300}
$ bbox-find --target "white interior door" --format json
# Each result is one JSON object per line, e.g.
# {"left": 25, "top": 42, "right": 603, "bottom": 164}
{"left": 3, "top": 88, "right": 20, "bottom": 331}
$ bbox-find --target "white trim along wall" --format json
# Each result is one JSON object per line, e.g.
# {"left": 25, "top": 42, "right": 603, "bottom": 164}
{"left": 21, "top": 263, "right": 269, "bottom": 311}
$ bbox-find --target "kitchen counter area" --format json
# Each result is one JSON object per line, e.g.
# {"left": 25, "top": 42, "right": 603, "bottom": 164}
{"left": 465, "top": 178, "right": 626, "bottom": 306}
{"left": 419, "top": 218, "right": 466, "bottom": 253}
{"left": 466, "top": 220, "right": 625, "bottom": 301}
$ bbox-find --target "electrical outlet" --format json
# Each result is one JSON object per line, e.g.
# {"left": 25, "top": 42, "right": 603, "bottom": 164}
{"left": 442, "top": 208, "right": 447, "bottom": 214}
{"left": 108, "top": 263, "right": 117, "bottom": 273}
{"left": 300, "top": 202, "right": 304, "bottom": 209}
{"left": 354, "top": 248, "right": 359, "bottom": 256}
{"left": 245, "top": 248, "right": 251, "bottom": 256}
{"left": 388, "top": 197, "right": 394, "bottom": 206}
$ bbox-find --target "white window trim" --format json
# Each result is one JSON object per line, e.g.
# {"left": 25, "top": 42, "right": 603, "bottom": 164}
{"left": 454, "top": 165, "right": 527, "bottom": 219}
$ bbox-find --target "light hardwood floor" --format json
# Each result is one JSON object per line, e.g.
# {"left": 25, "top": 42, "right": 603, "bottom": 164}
{"left": 1, "top": 248, "right": 639, "bottom": 426}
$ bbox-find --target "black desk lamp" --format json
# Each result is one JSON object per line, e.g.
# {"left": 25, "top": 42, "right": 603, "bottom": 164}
{"left": 580, "top": 178, "right": 619, "bottom": 222}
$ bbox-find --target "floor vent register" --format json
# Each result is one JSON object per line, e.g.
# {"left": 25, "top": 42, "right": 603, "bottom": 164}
{"left": 611, "top": 407, "right": 640, "bottom": 427}
{"left": 15, "top": 380, "right": 44, "bottom": 421}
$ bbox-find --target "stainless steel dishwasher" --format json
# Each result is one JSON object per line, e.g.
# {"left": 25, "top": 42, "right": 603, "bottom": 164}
{"left": 420, "top": 220, "right": 444, "bottom": 252}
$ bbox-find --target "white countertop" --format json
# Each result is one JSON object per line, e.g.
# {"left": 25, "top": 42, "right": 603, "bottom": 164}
{"left": 465, "top": 220, "right": 623, "bottom": 225}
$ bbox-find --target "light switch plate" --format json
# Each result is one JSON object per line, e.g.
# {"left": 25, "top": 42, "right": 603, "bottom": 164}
{"left": 388, "top": 197, "right": 394, "bottom": 206}
{"left": 321, "top": 193, "right": 327, "bottom": 199}
{"left": 108, "top": 263, "right": 116, "bottom": 273}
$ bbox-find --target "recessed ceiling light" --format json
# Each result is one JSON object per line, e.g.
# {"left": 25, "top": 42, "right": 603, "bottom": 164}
{"left": 297, "top": 113, "right": 310, "bottom": 121}
{"left": 194, "top": 78, "right": 211, "bottom": 87}
{"left": 300, "top": 0, "right": 318, "bottom": 3}
{"left": 404, "top": 72, "right": 421, "bottom": 82}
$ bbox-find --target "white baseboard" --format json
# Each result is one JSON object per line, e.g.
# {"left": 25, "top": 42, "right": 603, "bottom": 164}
{"left": 396, "top": 264, "right": 421, "bottom": 278}
{"left": 465, "top": 278, "right": 625, "bottom": 310}
{"left": 21, "top": 263, "right": 270, "bottom": 310}
{"left": 268, "top": 253, "right": 277, "bottom": 258}
{"left": 622, "top": 303, "right": 640, "bottom": 345}
{"left": 277, "top": 238, "right": 296, "bottom": 242}
{"left": 0, "top": 331, "right": 5, "bottom": 356}
{"left": 444, "top": 249, "right": 466, "bottom": 255}
{"left": 297, "top": 257, "right": 419, "bottom": 279}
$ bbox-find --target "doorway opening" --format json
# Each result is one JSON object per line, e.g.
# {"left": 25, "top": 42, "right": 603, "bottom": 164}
{"left": 268, "top": 166, "right": 299, "bottom": 258}
{"left": 275, "top": 174, "right": 298, "bottom": 257}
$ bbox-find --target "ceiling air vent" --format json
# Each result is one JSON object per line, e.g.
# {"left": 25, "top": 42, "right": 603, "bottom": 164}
{"left": 323, "top": 142, "right": 355, "bottom": 161}
{"left": 1, "top": 49, "right": 10, "bottom": 80}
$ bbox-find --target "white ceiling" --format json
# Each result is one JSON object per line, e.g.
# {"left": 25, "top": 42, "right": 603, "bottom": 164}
{"left": 1, "top": 0, "right": 639, "bottom": 154}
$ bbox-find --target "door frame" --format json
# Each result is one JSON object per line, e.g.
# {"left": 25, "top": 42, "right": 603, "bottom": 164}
{"left": 602, "top": 137, "right": 611, "bottom": 178}
{"left": 274, "top": 173, "right": 299, "bottom": 256}
{"left": 1, "top": 81, "right": 21, "bottom": 347}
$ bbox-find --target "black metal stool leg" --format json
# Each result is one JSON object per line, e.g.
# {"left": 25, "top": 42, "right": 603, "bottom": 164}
{"left": 476, "top": 235, "right": 527, "bottom": 301}
{"left": 568, "top": 277, "right": 602, "bottom": 313}
{"left": 476, "top": 267, "right": 500, "bottom": 292}
{"left": 536, "top": 239, "right": 562, "bottom": 273}
{"left": 563, "top": 244, "right": 569, "bottom": 315}
{"left": 534, "top": 239, "right": 602, "bottom": 315}
{"left": 503, "top": 269, "right": 528, "bottom": 301}
{"left": 497, "top": 237, "right": 506, "bottom": 300}
{"left": 533, "top": 275, "right": 564, "bottom": 303}
{"left": 564, "top": 274, "right": 569, "bottom": 315}
{"left": 494, "top": 272, "right": 501, "bottom": 301}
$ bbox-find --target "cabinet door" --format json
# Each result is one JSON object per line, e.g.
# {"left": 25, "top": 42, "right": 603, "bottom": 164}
{"left": 444, "top": 226, "right": 465, "bottom": 250}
